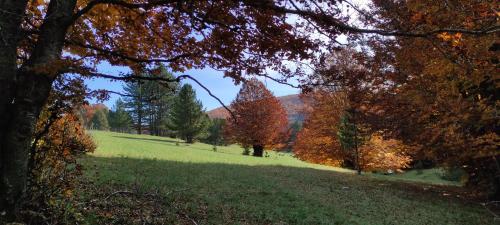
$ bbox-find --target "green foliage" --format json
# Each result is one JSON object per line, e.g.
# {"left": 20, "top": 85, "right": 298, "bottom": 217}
{"left": 440, "top": 167, "right": 467, "bottom": 182}
{"left": 287, "top": 120, "right": 302, "bottom": 149}
{"left": 123, "top": 66, "right": 180, "bottom": 135}
{"left": 337, "top": 112, "right": 361, "bottom": 152}
{"left": 170, "top": 84, "right": 208, "bottom": 143}
{"left": 91, "top": 108, "right": 110, "bottom": 130}
{"left": 204, "top": 118, "right": 226, "bottom": 146}
{"left": 123, "top": 81, "right": 146, "bottom": 133}
{"left": 107, "top": 98, "right": 132, "bottom": 132}
{"left": 142, "top": 67, "right": 180, "bottom": 136}
{"left": 242, "top": 146, "right": 251, "bottom": 155}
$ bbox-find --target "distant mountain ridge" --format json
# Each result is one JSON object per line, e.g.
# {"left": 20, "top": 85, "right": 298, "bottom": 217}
{"left": 206, "top": 94, "right": 305, "bottom": 123}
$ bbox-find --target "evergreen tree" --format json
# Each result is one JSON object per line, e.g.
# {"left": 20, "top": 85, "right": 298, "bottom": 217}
{"left": 123, "top": 81, "right": 145, "bottom": 134}
{"left": 170, "top": 84, "right": 208, "bottom": 143}
{"left": 143, "top": 66, "right": 179, "bottom": 136}
{"left": 123, "top": 66, "right": 179, "bottom": 135}
{"left": 108, "top": 98, "right": 133, "bottom": 132}
{"left": 337, "top": 109, "right": 363, "bottom": 174}
{"left": 91, "top": 108, "right": 110, "bottom": 130}
{"left": 287, "top": 121, "right": 302, "bottom": 150}
{"left": 204, "top": 118, "right": 226, "bottom": 146}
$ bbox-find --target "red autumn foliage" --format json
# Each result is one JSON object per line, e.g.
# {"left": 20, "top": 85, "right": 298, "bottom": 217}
{"left": 225, "top": 79, "right": 289, "bottom": 157}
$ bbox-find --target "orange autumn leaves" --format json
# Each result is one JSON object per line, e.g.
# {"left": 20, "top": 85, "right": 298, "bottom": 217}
{"left": 293, "top": 90, "right": 347, "bottom": 167}
{"left": 225, "top": 81, "right": 413, "bottom": 171}
{"left": 359, "top": 134, "right": 412, "bottom": 172}
{"left": 225, "top": 79, "right": 289, "bottom": 151}
{"left": 293, "top": 90, "right": 412, "bottom": 172}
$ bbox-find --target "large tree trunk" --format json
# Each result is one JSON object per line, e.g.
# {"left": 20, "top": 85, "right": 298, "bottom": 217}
{"left": 253, "top": 145, "right": 264, "bottom": 157}
{"left": 1, "top": 73, "right": 53, "bottom": 217}
{"left": 0, "top": 0, "right": 77, "bottom": 218}
{"left": 0, "top": 0, "right": 33, "bottom": 216}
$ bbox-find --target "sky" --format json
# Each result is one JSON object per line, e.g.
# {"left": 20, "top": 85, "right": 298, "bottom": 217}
{"left": 85, "top": 0, "right": 369, "bottom": 111}
{"left": 86, "top": 64, "right": 300, "bottom": 111}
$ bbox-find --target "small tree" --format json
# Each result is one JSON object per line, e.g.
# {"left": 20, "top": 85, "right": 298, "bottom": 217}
{"left": 286, "top": 121, "right": 302, "bottom": 151}
{"left": 170, "top": 84, "right": 208, "bottom": 143}
{"left": 205, "top": 118, "right": 226, "bottom": 146}
{"left": 225, "top": 78, "right": 289, "bottom": 157}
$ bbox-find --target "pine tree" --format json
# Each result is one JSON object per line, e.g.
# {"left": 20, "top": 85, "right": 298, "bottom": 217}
{"left": 170, "top": 84, "right": 208, "bottom": 143}
{"left": 144, "top": 67, "right": 179, "bottom": 136}
{"left": 108, "top": 98, "right": 132, "bottom": 132}
{"left": 123, "top": 81, "right": 145, "bottom": 134}
{"left": 205, "top": 118, "right": 226, "bottom": 146}
{"left": 337, "top": 109, "right": 363, "bottom": 174}
{"left": 123, "top": 66, "right": 179, "bottom": 135}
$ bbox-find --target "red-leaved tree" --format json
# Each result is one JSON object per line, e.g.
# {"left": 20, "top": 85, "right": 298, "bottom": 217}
{"left": 225, "top": 78, "right": 289, "bottom": 157}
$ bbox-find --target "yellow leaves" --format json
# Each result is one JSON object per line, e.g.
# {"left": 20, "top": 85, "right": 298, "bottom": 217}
{"left": 359, "top": 134, "right": 413, "bottom": 172}
{"left": 437, "top": 32, "right": 463, "bottom": 47}
{"left": 64, "top": 189, "right": 73, "bottom": 198}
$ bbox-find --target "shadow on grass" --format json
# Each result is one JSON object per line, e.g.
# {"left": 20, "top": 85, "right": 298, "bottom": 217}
{"left": 111, "top": 135, "right": 180, "bottom": 144}
{"left": 77, "top": 155, "right": 490, "bottom": 225}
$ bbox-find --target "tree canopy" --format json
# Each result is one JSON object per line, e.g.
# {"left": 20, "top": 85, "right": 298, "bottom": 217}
{"left": 225, "top": 78, "right": 289, "bottom": 157}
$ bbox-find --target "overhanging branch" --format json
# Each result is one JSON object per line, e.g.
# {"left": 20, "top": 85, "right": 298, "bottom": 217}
{"left": 81, "top": 70, "right": 237, "bottom": 121}
{"left": 66, "top": 41, "right": 193, "bottom": 64}
{"left": 244, "top": 1, "right": 500, "bottom": 37}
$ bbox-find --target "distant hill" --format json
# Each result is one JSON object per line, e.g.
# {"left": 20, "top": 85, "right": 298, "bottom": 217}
{"left": 207, "top": 94, "right": 305, "bottom": 123}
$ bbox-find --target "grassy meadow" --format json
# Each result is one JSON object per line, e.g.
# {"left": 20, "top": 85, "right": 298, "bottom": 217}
{"left": 76, "top": 131, "right": 493, "bottom": 225}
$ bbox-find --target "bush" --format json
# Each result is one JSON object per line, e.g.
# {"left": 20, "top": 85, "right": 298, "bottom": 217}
{"left": 22, "top": 112, "right": 95, "bottom": 224}
{"left": 242, "top": 147, "right": 251, "bottom": 155}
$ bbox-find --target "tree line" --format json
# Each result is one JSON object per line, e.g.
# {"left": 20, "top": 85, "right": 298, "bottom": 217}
{"left": 78, "top": 66, "right": 225, "bottom": 145}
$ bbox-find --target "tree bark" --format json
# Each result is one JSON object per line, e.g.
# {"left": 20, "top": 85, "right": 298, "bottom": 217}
{"left": 0, "top": 0, "right": 77, "bottom": 218}
{"left": 253, "top": 145, "right": 264, "bottom": 157}
{"left": 0, "top": 0, "right": 32, "bottom": 216}
{"left": 186, "top": 135, "right": 193, "bottom": 144}
{"left": 1, "top": 72, "right": 53, "bottom": 217}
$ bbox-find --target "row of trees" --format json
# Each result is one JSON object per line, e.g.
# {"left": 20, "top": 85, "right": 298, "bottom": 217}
{"left": 78, "top": 67, "right": 224, "bottom": 145}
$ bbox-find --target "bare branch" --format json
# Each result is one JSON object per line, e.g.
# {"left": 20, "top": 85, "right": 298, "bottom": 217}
{"left": 66, "top": 41, "right": 193, "bottom": 64}
{"left": 72, "top": 0, "right": 179, "bottom": 22}
{"left": 78, "top": 70, "right": 237, "bottom": 121}
{"left": 245, "top": 1, "right": 500, "bottom": 37}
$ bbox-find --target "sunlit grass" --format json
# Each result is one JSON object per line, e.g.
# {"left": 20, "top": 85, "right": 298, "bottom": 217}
{"left": 89, "top": 130, "right": 352, "bottom": 172}
{"left": 77, "top": 131, "right": 490, "bottom": 225}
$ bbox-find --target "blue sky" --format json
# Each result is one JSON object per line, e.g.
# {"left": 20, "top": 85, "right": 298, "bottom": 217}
{"left": 86, "top": 64, "right": 300, "bottom": 111}
{"left": 85, "top": 0, "right": 369, "bottom": 110}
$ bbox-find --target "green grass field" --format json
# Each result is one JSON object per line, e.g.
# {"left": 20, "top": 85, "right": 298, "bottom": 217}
{"left": 77, "top": 131, "right": 492, "bottom": 225}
